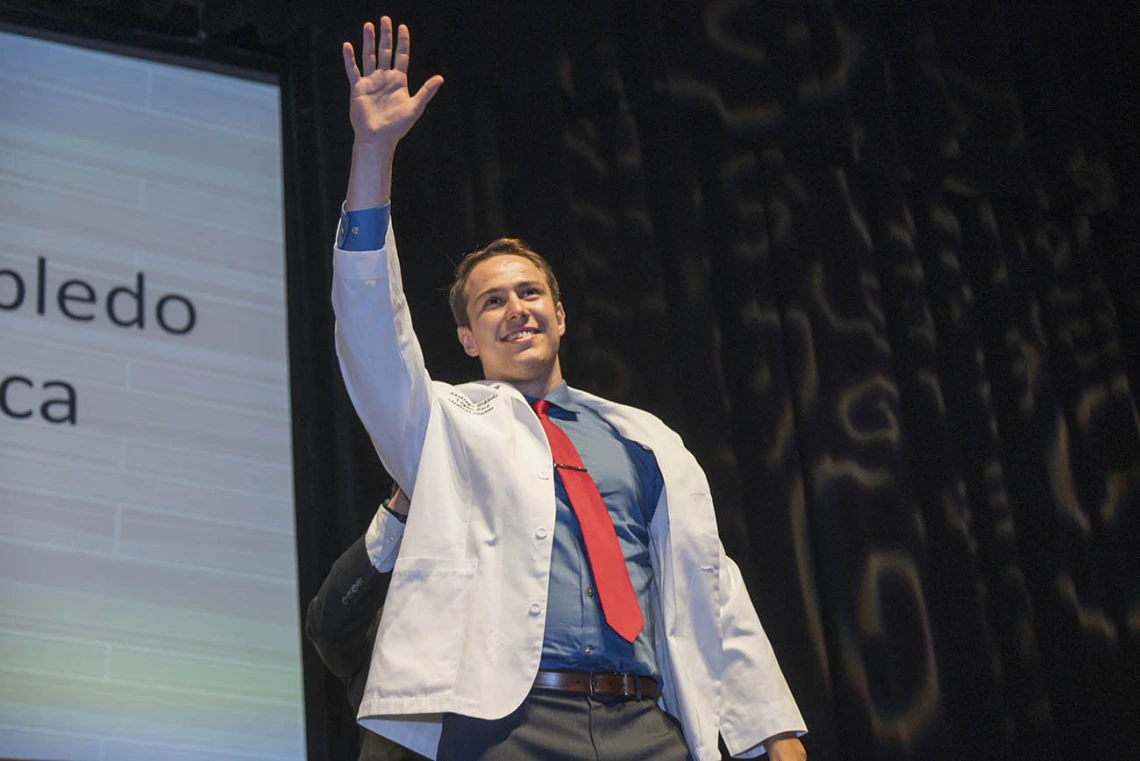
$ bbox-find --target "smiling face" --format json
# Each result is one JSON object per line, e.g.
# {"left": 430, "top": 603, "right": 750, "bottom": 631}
{"left": 456, "top": 254, "right": 566, "bottom": 398}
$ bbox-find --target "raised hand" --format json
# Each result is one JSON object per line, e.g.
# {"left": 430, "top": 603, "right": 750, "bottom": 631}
{"left": 341, "top": 17, "right": 444, "bottom": 151}
{"left": 341, "top": 18, "right": 442, "bottom": 210}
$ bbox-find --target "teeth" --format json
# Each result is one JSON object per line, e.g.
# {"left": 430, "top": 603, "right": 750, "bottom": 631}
{"left": 506, "top": 330, "right": 535, "bottom": 341}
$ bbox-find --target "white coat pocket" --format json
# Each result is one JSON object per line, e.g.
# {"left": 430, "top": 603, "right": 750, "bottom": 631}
{"left": 371, "top": 556, "right": 479, "bottom": 697}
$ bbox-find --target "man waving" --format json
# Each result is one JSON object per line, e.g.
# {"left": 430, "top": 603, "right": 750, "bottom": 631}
{"left": 330, "top": 17, "right": 807, "bottom": 761}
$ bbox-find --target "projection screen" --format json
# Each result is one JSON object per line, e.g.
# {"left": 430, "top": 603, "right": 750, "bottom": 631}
{"left": 0, "top": 28, "right": 305, "bottom": 761}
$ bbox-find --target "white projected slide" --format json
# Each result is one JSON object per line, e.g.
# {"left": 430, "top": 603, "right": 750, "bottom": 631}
{"left": 0, "top": 30, "right": 305, "bottom": 761}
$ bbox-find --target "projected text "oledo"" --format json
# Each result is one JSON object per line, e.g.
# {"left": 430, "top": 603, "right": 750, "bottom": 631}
{"left": 1, "top": 256, "right": 201, "bottom": 426}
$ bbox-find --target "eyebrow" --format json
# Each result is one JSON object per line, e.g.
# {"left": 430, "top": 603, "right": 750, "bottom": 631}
{"left": 472, "top": 280, "right": 546, "bottom": 305}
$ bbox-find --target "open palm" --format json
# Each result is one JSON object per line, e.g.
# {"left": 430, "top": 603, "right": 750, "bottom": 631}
{"left": 342, "top": 18, "right": 443, "bottom": 148}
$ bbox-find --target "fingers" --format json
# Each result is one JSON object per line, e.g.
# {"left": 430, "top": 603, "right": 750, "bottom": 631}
{"left": 393, "top": 24, "right": 410, "bottom": 73}
{"left": 353, "top": 18, "right": 417, "bottom": 78}
{"left": 341, "top": 42, "right": 360, "bottom": 84}
{"left": 362, "top": 21, "right": 376, "bottom": 75}
{"left": 377, "top": 16, "right": 394, "bottom": 71}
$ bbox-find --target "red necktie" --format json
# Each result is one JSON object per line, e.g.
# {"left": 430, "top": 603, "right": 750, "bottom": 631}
{"left": 531, "top": 399, "right": 644, "bottom": 643}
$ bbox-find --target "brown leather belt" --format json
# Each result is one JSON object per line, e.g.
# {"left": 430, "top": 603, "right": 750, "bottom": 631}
{"left": 532, "top": 669, "right": 659, "bottom": 700}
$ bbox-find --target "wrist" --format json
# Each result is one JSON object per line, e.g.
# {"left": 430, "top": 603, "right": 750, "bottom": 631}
{"left": 351, "top": 139, "right": 397, "bottom": 160}
{"left": 384, "top": 486, "right": 410, "bottom": 519}
{"left": 765, "top": 734, "right": 805, "bottom": 761}
{"left": 345, "top": 141, "right": 394, "bottom": 211}
{"left": 381, "top": 500, "right": 406, "bottom": 523}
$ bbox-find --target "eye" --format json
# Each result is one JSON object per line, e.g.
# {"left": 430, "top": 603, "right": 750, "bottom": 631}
{"left": 483, "top": 295, "right": 503, "bottom": 308}
{"left": 522, "top": 286, "right": 541, "bottom": 298}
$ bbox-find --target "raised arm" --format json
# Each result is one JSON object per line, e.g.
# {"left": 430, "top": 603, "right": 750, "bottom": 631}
{"left": 332, "top": 18, "right": 444, "bottom": 491}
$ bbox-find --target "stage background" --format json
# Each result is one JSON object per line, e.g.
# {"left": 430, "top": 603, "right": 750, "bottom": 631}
{"left": 1, "top": 2, "right": 1137, "bottom": 761}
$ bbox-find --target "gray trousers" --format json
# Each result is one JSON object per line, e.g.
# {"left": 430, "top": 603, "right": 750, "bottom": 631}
{"left": 436, "top": 691, "right": 693, "bottom": 761}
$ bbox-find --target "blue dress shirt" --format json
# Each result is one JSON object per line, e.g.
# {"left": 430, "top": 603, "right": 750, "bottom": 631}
{"left": 339, "top": 205, "right": 663, "bottom": 678}
{"left": 528, "top": 383, "right": 662, "bottom": 679}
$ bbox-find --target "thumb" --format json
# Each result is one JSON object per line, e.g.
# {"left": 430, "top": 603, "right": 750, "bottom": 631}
{"left": 411, "top": 75, "right": 444, "bottom": 120}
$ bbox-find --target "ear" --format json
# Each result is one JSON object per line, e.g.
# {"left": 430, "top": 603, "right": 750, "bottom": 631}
{"left": 555, "top": 302, "right": 566, "bottom": 336}
{"left": 457, "top": 326, "right": 480, "bottom": 357}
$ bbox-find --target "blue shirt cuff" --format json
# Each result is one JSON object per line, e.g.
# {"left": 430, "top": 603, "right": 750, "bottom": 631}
{"left": 337, "top": 203, "right": 390, "bottom": 251}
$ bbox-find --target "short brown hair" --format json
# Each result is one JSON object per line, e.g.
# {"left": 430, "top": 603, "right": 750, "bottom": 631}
{"left": 448, "top": 238, "right": 561, "bottom": 327}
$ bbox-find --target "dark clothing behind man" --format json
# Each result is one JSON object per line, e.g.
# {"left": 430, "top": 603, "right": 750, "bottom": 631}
{"left": 306, "top": 535, "right": 427, "bottom": 761}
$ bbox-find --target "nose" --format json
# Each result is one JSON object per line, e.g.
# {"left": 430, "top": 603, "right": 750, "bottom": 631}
{"left": 504, "top": 292, "right": 529, "bottom": 321}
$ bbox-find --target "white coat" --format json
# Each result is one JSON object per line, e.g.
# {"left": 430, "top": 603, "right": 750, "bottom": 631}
{"left": 332, "top": 219, "right": 806, "bottom": 761}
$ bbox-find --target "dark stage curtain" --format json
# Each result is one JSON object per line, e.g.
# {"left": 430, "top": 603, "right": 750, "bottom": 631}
{"left": 13, "top": 1, "right": 1136, "bottom": 759}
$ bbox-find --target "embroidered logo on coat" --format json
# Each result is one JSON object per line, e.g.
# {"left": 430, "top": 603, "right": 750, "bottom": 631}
{"left": 446, "top": 390, "right": 496, "bottom": 415}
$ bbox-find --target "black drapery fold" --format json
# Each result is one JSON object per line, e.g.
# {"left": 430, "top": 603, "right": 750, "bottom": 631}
{"left": 5, "top": 1, "right": 1136, "bottom": 759}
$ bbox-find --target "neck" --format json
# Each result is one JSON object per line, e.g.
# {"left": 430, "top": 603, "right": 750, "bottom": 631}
{"left": 502, "top": 362, "right": 563, "bottom": 399}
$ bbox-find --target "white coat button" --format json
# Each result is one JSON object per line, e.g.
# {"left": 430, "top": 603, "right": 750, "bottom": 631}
{"left": 535, "top": 526, "right": 549, "bottom": 540}
{"left": 529, "top": 603, "right": 542, "bottom": 616}
{"left": 537, "top": 467, "right": 551, "bottom": 480}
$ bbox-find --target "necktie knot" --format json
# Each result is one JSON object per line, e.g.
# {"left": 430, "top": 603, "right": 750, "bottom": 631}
{"left": 531, "top": 399, "right": 552, "bottom": 417}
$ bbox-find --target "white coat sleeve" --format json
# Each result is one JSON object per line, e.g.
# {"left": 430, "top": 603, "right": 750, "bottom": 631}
{"left": 331, "top": 216, "right": 435, "bottom": 495}
{"left": 718, "top": 548, "right": 808, "bottom": 757}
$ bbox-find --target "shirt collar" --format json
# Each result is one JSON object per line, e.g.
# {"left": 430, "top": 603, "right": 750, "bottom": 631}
{"left": 525, "top": 381, "right": 574, "bottom": 412}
